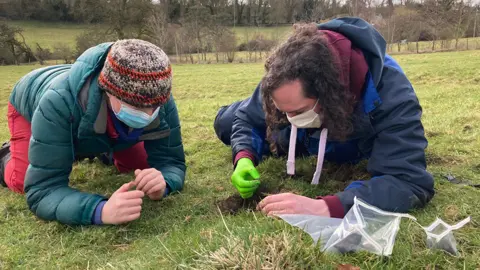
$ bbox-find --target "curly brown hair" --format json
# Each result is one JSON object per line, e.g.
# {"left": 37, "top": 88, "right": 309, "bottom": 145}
{"left": 261, "top": 23, "right": 356, "bottom": 155}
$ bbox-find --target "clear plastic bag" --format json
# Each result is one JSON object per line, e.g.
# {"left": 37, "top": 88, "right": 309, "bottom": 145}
{"left": 423, "top": 216, "right": 471, "bottom": 256}
{"left": 277, "top": 197, "right": 416, "bottom": 256}
{"left": 276, "top": 214, "right": 343, "bottom": 245}
{"left": 322, "top": 197, "right": 416, "bottom": 256}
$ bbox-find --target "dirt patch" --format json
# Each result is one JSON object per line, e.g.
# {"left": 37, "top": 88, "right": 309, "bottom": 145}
{"left": 444, "top": 205, "right": 460, "bottom": 220}
{"left": 425, "top": 130, "right": 443, "bottom": 138}
{"left": 217, "top": 184, "right": 282, "bottom": 215}
{"left": 425, "top": 152, "right": 463, "bottom": 166}
{"left": 463, "top": 125, "right": 473, "bottom": 133}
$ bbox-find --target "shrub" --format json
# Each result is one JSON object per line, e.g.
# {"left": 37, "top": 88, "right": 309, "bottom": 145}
{"left": 53, "top": 43, "right": 74, "bottom": 64}
{"left": 238, "top": 34, "right": 277, "bottom": 52}
{"left": 0, "top": 21, "right": 35, "bottom": 65}
{"left": 34, "top": 43, "right": 52, "bottom": 65}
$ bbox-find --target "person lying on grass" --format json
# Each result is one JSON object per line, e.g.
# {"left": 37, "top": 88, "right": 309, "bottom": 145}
{"left": 214, "top": 18, "right": 434, "bottom": 218}
{"left": 0, "top": 39, "right": 186, "bottom": 225}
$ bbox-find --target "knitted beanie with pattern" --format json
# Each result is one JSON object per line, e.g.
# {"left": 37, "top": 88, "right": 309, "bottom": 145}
{"left": 98, "top": 39, "right": 172, "bottom": 108}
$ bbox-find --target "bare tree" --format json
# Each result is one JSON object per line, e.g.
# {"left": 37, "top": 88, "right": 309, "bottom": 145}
{"left": 474, "top": 6, "right": 478, "bottom": 38}
{"left": 182, "top": 5, "right": 213, "bottom": 62}
{"left": 234, "top": 0, "right": 247, "bottom": 25}
{"left": 147, "top": 7, "right": 171, "bottom": 49}
{"left": 452, "top": 0, "right": 474, "bottom": 50}
{"left": 347, "top": 0, "right": 376, "bottom": 22}
{"left": 103, "top": 0, "right": 153, "bottom": 39}
{"left": 34, "top": 43, "right": 52, "bottom": 65}
{"left": 0, "top": 22, "right": 35, "bottom": 65}
{"left": 219, "top": 30, "right": 237, "bottom": 62}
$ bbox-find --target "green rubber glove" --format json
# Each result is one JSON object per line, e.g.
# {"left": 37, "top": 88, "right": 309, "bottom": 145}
{"left": 231, "top": 158, "right": 261, "bottom": 199}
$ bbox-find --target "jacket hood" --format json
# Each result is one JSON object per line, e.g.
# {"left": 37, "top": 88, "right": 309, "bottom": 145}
{"left": 319, "top": 17, "right": 387, "bottom": 87}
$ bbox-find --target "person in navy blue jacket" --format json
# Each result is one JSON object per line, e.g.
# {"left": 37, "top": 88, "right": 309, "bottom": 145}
{"left": 213, "top": 18, "right": 434, "bottom": 218}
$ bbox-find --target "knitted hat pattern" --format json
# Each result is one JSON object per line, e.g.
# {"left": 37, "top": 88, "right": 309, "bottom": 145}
{"left": 99, "top": 39, "right": 172, "bottom": 108}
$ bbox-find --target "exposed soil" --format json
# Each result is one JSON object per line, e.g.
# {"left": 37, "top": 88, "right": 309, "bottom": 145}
{"left": 217, "top": 184, "right": 282, "bottom": 215}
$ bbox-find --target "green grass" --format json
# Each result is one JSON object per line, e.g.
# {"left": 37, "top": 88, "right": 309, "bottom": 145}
{"left": 232, "top": 25, "right": 292, "bottom": 43}
{"left": 8, "top": 20, "right": 96, "bottom": 50}
{"left": 7, "top": 20, "right": 291, "bottom": 51}
{"left": 0, "top": 51, "right": 480, "bottom": 269}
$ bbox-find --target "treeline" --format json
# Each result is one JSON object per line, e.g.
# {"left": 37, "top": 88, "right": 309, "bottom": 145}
{"left": 0, "top": 0, "right": 344, "bottom": 26}
{"left": 0, "top": 0, "right": 479, "bottom": 65}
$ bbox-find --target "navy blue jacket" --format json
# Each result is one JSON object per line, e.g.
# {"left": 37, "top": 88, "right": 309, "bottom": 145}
{"left": 229, "top": 18, "right": 434, "bottom": 213}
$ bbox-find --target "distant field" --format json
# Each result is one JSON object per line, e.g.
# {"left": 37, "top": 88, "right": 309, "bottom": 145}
{"left": 232, "top": 25, "right": 292, "bottom": 43}
{"left": 8, "top": 20, "right": 96, "bottom": 50}
{"left": 8, "top": 20, "right": 291, "bottom": 51}
{"left": 6, "top": 20, "right": 480, "bottom": 57}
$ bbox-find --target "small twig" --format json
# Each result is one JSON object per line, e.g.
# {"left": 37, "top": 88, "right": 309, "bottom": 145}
{"left": 252, "top": 209, "right": 259, "bottom": 223}
{"left": 217, "top": 205, "right": 233, "bottom": 236}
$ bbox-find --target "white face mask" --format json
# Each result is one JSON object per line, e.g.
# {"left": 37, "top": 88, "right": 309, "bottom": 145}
{"left": 286, "top": 100, "right": 322, "bottom": 128}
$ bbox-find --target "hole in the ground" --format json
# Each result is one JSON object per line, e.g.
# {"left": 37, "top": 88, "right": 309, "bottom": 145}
{"left": 216, "top": 183, "right": 285, "bottom": 215}
{"left": 463, "top": 125, "right": 473, "bottom": 133}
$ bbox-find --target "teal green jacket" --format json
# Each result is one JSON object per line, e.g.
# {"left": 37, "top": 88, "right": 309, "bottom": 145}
{"left": 9, "top": 43, "right": 186, "bottom": 225}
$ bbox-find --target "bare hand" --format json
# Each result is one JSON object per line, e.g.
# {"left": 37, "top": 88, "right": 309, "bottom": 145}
{"left": 257, "top": 193, "right": 330, "bottom": 217}
{"left": 102, "top": 182, "right": 144, "bottom": 224}
{"left": 134, "top": 168, "right": 166, "bottom": 200}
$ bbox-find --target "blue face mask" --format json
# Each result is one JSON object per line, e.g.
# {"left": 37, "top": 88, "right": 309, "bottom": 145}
{"left": 114, "top": 104, "right": 160, "bottom": 129}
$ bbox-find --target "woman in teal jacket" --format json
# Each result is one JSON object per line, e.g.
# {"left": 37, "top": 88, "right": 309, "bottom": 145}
{"left": 0, "top": 39, "right": 186, "bottom": 225}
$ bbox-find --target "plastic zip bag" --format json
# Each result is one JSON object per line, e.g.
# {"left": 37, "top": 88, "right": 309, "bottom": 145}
{"left": 423, "top": 216, "right": 471, "bottom": 255}
{"left": 277, "top": 197, "right": 416, "bottom": 256}
{"left": 276, "top": 214, "right": 343, "bottom": 245}
{"left": 322, "top": 197, "right": 416, "bottom": 256}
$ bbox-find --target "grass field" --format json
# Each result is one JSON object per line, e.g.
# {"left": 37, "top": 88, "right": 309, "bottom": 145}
{"left": 8, "top": 20, "right": 291, "bottom": 51}
{"left": 8, "top": 21, "right": 93, "bottom": 50}
{"left": 0, "top": 51, "right": 479, "bottom": 269}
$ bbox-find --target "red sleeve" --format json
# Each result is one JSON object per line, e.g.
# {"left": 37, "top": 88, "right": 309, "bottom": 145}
{"left": 317, "top": 195, "right": 345, "bottom": 218}
{"left": 234, "top": 150, "right": 256, "bottom": 167}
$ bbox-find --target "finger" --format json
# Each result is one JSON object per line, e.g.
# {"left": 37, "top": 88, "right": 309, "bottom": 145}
{"left": 134, "top": 169, "right": 150, "bottom": 185}
{"left": 237, "top": 186, "right": 259, "bottom": 194}
{"left": 261, "top": 201, "right": 291, "bottom": 215}
{"left": 134, "top": 168, "right": 155, "bottom": 185}
{"left": 240, "top": 192, "right": 254, "bottom": 199}
{"left": 134, "top": 169, "right": 141, "bottom": 176}
{"left": 119, "top": 190, "right": 145, "bottom": 199}
{"left": 144, "top": 178, "right": 165, "bottom": 194}
{"left": 122, "top": 212, "right": 141, "bottom": 223}
{"left": 147, "top": 183, "right": 166, "bottom": 196}
{"left": 268, "top": 210, "right": 291, "bottom": 217}
{"left": 136, "top": 173, "right": 158, "bottom": 191}
{"left": 122, "top": 198, "right": 143, "bottom": 207}
{"left": 123, "top": 205, "right": 142, "bottom": 215}
{"left": 248, "top": 168, "right": 260, "bottom": 179}
{"left": 114, "top": 182, "right": 134, "bottom": 194}
{"left": 258, "top": 193, "right": 293, "bottom": 209}
{"left": 233, "top": 175, "right": 260, "bottom": 188}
